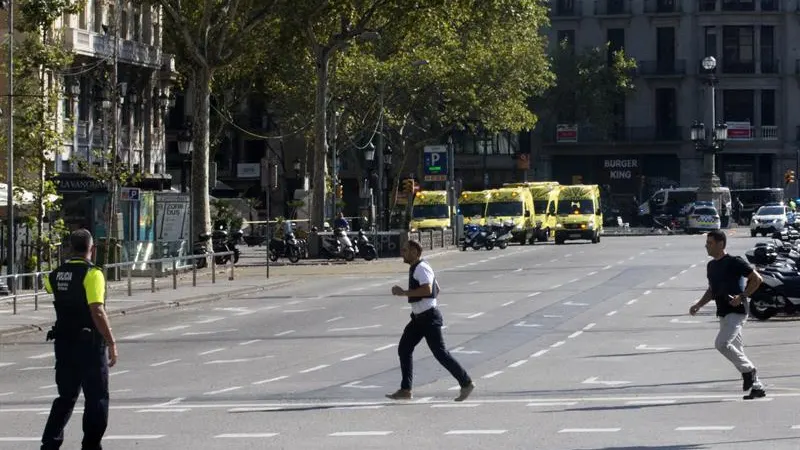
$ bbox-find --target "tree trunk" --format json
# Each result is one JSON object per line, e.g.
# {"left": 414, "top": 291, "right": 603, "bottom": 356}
{"left": 311, "top": 45, "right": 330, "bottom": 229}
{"left": 192, "top": 68, "right": 213, "bottom": 243}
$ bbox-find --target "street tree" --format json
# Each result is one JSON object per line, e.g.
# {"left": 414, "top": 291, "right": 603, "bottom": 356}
{"left": 541, "top": 40, "right": 637, "bottom": 137}
{"left": 142, "top": 0, "right": 281, "bottom": 241}
{"left": 283, "top": 0, "right": 554, "bottom": 229}
{"left": 0, "top": 0, "right": 80, "bottom": 273}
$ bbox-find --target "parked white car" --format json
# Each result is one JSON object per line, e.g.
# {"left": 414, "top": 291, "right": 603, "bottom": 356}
{"left": 750, "top": 205, "right": 788, "bottom": 237}
{"left": 685, "top": 206, "right": 721, "bottom": 234}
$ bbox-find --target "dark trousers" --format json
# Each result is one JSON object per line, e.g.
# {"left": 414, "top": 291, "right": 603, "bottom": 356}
{"left": 398, "top": 307, "right": 472, "bottom": 390}
{"left": 41, "top": 338, "right": 110, "bottom": 450}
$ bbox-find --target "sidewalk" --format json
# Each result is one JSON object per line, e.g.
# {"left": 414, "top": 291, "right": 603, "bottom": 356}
{"left": 0, "top": 250, "right": 440, "bottom": 339}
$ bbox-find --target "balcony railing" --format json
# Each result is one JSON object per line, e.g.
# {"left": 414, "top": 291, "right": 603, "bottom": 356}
{"left": 62, "top": 27, "right": 162, "bottom": 69}
{"left": 595, "top": 0, "right": 631, "bottom": 16}
{"left": 644, "top": 0, "right": 681, "bottom": 14}
{"left": 552, "top": 0, "right": 582, "bottom": 18}
{"left": 637, "top": 59, "right": 687, "bottom": 76}
{"left": 726, "top": 126, "right": 779, "bottom": 141}
{"left": 543, "top": 125, "right": 683, "bottom": 144}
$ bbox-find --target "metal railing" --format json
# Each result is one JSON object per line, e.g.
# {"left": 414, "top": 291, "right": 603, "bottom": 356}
{"left": 0, "top": 251, "right": 236, "bottom": 315}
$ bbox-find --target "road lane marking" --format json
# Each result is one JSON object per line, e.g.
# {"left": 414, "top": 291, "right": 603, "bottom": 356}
{"left": 551, "top": 341, "right": 565, "bottom": 348}
{"left": 527, "top": 291, "right": 541, "bottom": 297}
{"left": 544, "top": 314, "right": 563, "bottom": 318}
{"left": 215, "top": 433, "right": 279, "bottom": 438}
{"left": 445, "top": 430, "right": 506, "bottom": 435}
{"left": 568, "top": 331, "right": 583, "bottom": 339}
{"left": 105, "top": 435, "right": 165, "bottom": 440}
{"left": 204, "top": 386, "right": 242, "bottom": 395}
{"left": 606, "top": 310, "right": 618, "bottom": 317}
{"left": 161, "top": 325, "right": 190, "bottom": 331}
{"left": 502, "top": 301, "right": 515, "bottom": 307}
{"left": 481, "top": 371, "right": 503, "bottom": 379}
{"left": 299, "top": 364, "right": 329, "bottom": 374}
{"left": 199, "top": 348, "right": 226, "bottom": 356}
{"left": 252, "top": 376, "right": 289, "bottom": 385}
{"left": 329, "top": 325, "right": 382, "bottom": 332}
{"left": 150, "top": 359, "right": 180, "bottom": 367}
{"left": 559, "top": 428, "right": 620, "bottom": 433}
{"left": 432, "top": 403, "right": 479, "bottom": 408}
{"left": 563, "top": 301, "right": 588, "bottom": 306}
{"left": 583, "top": 323, "right": 596, "bottom": 330}
{"left": 136, "top": 408, "right": 189, "bottom": 413}
{"left": 372, "top": 304, "right": 389, "bottom": 310}
{"left": 531, "top": 350, "right": 549, "bottom": 357}
{"left": 626, "top": 299, "right": 638, "bottom": 305}
{"left": 0, "top": 392, "right": 14, "bottom": 397}
{"left": 195, "top": 317, "right": 225, "bottom": 324}
{"left": 602, "top": 265, "right": 612, "bottom": 270}
{"left": 467, "top": 312, "right": 484, "bottom": 319}
{"left": 19, "top": 366, "right": 50, "bottom": 371}
{"left": 274, "top": 330, "right": 295, "bottom": 337}
{"left": 333, "top": 405, "right": 384, "bottom": 410}
{"left": 626, "top": 400, "right": 676, "bottom": 405}
{"left": 374, "top": 344, "right": 397, "bottom": 352}
{"left": 0, "top": 362, "right": 15, "bottom": 368}
{"left": 551, "top": 284, "right": 562, "bottom": 289}
{"left": 341, "top": 353, "right": 367, "bottom": 361}
{"left": 527, "top": 401, "right": 577, "bottom": 406}
{"left": 326, "top": 316, "right": 345, "bottom": 323}
{"left": 110, "top": 370, "right": 130, "bottom": 377}
{"left": 508, "top": 360, "right": 527, "bottom": 368}
{"left": 493, "top": 274, "right": 504, "bottom": 279}
{"left": 330, "top": 431, "right": 393, "bottom": 437}
{"left": 675, "top": 426, "right": 734, "bottom": 431}
{"left": 587, "top": 271, "right": 597, "bottom": 276}
{"left": 657, "top": 282, "right": 665, "bottom": 287}
{"left": 205, "top": 357, "right": 272, "bottom": 365}
{"left": 183, "top": 329, "right": 237, "bottom": 336}
{"left": 28, "top": 352, "right": 54, "bottom": 360}
{"left": 643, "top": 290, "right": 652, "bottom": 295}
{"left": 120, "top": 333, "right": 154, "bottom": 340}
{"left": 239, "top": 340, "right": 262, "bottom": 346}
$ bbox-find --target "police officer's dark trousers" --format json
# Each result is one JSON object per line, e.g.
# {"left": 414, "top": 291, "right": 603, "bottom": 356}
{"left": 41, "top": 334, "right": 109, "bottom": 450}
{"left": 398, "top": 308, "right": 471, "bottom": 390}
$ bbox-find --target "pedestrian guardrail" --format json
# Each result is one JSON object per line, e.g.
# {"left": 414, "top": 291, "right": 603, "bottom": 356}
{"left": 0, "top": 251, "right": 236, "bottom": 315}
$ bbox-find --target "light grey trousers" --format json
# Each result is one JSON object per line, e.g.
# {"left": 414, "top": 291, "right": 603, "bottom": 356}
{"left": 715, "top": 313, "right": 763, "bottom": 389}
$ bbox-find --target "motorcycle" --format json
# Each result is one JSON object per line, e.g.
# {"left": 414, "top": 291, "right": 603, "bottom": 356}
{"left": 211, "top": 229, "right": 239, "bottom": 265}
{"left": 461, "top": 224, "right": 495, "bottom": 251}
{"left": 193, "top": 233, "right": 211, "bottom": 269}
{"left": 269, "top": 232, "right": 302, "bottom": 263}
{"left": 320, "top": 228, "right": 356, "bottom": 261}
{"left": 745, "top": 244, "right": 800, "bottom": 320}
{"left": 354, "top": 230, "right": 377, "bottom": 261}
{"left": 489, "top": 220, "right": 515, "bottom": 250}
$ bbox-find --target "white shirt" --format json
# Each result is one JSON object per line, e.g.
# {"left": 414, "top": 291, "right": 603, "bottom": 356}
{"left": 411, "top": 261, "right": 437, "bottom": 315}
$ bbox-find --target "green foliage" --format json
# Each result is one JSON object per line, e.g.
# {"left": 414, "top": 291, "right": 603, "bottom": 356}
{"left": 541, "top": 40, "right": 637, "bottom": 135}
{"left": 211, "top": 198, "right": 244, "bottom": 231}
{"left": 17, "top": 0, "right": 82, "bottom": 32}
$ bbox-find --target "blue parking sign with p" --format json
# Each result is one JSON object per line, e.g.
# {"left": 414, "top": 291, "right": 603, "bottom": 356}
{"left": 424, "top": 145, "right": 448, "bottom": 175}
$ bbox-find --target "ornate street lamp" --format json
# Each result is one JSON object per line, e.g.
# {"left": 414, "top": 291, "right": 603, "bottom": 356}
{"left": 693, "top": 55, "right": 726, "bottom": 203}
{"left": 364, "top": 142, "right": 376, "bottom": 161}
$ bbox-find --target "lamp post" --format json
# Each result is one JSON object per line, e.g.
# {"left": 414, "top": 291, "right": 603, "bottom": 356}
{"left": 177, "top": 123, "right": 194, "bottom": 256}
{"left": 2, "top": 0, "right": 14, "bottom": 289}
{"left": 692, "top": 56, "right": 727, "bottom": 202}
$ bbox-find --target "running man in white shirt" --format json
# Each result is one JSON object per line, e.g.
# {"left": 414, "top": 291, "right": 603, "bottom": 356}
{"left": 386, "top": 240, "right": 475, "bottom": 401}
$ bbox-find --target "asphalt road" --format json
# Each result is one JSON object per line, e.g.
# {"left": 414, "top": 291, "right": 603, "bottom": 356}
{"left": 2, "top": 232, "right": 799, "bottom": 449}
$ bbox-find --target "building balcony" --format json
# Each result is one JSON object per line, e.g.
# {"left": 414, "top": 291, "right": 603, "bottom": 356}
{"left": 62, "top": 27, "right": 162, "bottom": 69}
{"left": 551, "top": 0, "right": 583, "bottom": 20}
{"left": 595, "top": 0, "right": 631, "bottom": 17}
{"left": 542, "top": 124, "right": 683, "bottom": 144}
{"left": 643, "top": 0, "right": 681, "bottom": 15}
{"left": 637, "top": 59, "right": 687, "bottom": 77}
{"left": 725, "top": 125, "right": 779, "bottom": 142}
{"left": 702, "top": 0, "right": 781, "bottom": 12}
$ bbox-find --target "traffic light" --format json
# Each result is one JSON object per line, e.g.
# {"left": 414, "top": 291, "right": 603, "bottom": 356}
{"left": 336, "top": 183, "right": 344, "bottom": 199}
{"left": 402, "top": 178, "right": 415, "bottom": 193}
{"left": 786, "top": 170, "right": 796, "bottom": 185}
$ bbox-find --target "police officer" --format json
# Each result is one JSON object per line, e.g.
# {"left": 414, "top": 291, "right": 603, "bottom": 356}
{"left": 386, "top": 240, "right": 475, "bottom": 402}
{"left": 41, "top": 229, "right": 118, "bottom": 450}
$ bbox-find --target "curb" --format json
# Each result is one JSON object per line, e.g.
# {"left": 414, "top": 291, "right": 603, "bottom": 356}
{"left": 0, "top": 278, "right": 298, "bottom": 339}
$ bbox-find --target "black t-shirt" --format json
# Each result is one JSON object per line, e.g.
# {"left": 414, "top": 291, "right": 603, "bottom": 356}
{"left": 707, "top": 254, "right": 753, "bottom": 317}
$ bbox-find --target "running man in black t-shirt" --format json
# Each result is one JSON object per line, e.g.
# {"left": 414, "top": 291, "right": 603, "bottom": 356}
{"left": 689, "top": 230, "right": 766, "bottom": 399}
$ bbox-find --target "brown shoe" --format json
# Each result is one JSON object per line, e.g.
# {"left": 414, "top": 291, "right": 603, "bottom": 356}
{"left": 385, "top": 389, "right": 412, "bottom": 400}
{"left": 454, "top": 382, "right": 475, "bottom": 402}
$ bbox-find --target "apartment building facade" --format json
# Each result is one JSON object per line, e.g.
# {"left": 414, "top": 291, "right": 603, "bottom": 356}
{"left": 536, "top": 0, "right": 800, "bottom": 203}
{"left": 1, "top": 1, "right": 177, "bottom": 235}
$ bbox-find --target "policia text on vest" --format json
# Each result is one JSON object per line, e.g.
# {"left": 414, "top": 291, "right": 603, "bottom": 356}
{"left": 387, "top": 240, "right": 475, "bottom": 402}
{"left": 40, "top": 229, "right": 118, "bottom": 450}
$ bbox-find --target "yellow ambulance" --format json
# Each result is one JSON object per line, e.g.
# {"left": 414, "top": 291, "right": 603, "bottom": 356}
{"left": 458, "top": 191, "right": 490, "bottom": 226}
{"left": 504, "top": 181, "right": 560, "bottom": 242}
{"left": 409, "top": 190, "right": 450, "bottom": 231}
{"left": 486, "top": 187, "right": 534, "bottom": 244}
{"left": 554, "top": 184, "right": 603, "bottom": 245}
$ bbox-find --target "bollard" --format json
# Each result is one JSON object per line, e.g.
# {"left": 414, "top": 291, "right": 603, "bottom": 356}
{"left": 33, "top": 273, "right": 39, "bottom": 311}
{"left": 151, "top": 263, "right": 156, "bottom": 293}
{"left": 211, "top": 256, "right": 216, "bottom": 284}
{"left": 228, "top": 255, "right": 234, "bottom": 281}
{"left": 12, "top": 274, "right": 18, "bottom": 315}
{"left": 127, "top": 264, "right": 132, "bottom": 297}
{"left": 172, "top": 259, "right": 178, "bottom": 290}
{"left": 192, "top": 258, "right": 197, "bottom": 286}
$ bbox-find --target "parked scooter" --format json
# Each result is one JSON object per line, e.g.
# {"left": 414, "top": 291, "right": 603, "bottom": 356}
{"left": 354, "top": 230, "right": 377, "bottom": 261}
{"left": 320, "top": 228, "right": 356, "bottom": 261}
{"left": 269, "top": 232, "right": 302, "bottom": 263}
{"left": 461, "top": 224, "right": 495, "bottom": 251}
{"left": 489, "top": 220, "right": 515, "bottom": 250}
{"left": 745, "top": 243, "right": 800, "bottom": 320}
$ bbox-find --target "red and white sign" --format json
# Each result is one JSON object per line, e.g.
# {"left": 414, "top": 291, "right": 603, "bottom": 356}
{"left": 726, "top": 121, "right": 752, "bottom": 140}
{"left": 556, "top": 124, "right": 578, "bottom": 143}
